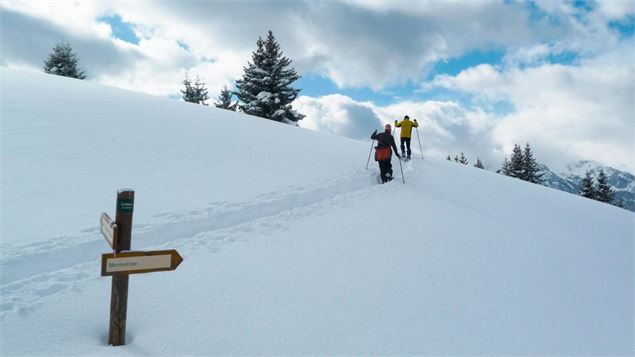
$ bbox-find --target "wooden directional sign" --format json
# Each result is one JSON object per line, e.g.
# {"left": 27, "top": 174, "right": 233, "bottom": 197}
{"left": 100, "top": 212, "right": 118, "bottom": 248}
{"left": 101, "top": 250, "right": 183, "bottom": 276}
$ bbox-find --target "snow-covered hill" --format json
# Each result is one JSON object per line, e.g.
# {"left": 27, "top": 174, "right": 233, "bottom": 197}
{"left": 1, "top": 69, "right": 633, "bottom": 355}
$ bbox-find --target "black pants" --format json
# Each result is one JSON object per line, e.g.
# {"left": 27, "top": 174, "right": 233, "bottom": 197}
{"left": 378, "top": 160, "right": 393, "bottom": 183}
{"left": 400, "top": 137, "right": 412, "bottom": 157}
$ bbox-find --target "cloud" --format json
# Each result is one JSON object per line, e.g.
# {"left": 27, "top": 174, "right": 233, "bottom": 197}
{"left": 0, "top": 6, "right": 144, "bottom": 78}
{"left": 297, "top": 94, "right": 501, "bottom": 167}
{"left": 595, "top": 0, "right": 635, "bottom": 19}
{"left": 429, "top": 45, "right": 635, "bottom": 172}
{"left": 3, "top": 0, "right": 628, "bottom": 94}
{"left": 2, "top": 0, "right": 553, "bottom": 91}
{"left": 296, "top": 94, "right": 382, "bottom": 141}
{"left": 0, "top": 3, "right": 238, "bottom": 97}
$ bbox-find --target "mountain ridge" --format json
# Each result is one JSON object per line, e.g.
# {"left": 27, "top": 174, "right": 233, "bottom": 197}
{"left": 540, "top": 161, "right": 635, "bottom": 211}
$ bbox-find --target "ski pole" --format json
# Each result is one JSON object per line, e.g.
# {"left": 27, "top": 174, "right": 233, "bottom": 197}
{"left": 415, "top": 126, "right": 424, "bottom": 160}
{"left": 397, "top": 156, "right": 405, "bottom": 184}
{"left": 366, "top": 140, "right": 374, "bottom": 169}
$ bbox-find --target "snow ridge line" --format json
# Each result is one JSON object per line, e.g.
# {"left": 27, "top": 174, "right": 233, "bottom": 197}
{"left": 0, "top": 169, "right": 378, "bottom": 285}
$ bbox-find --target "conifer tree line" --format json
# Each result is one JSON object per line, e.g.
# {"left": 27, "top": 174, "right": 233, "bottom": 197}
{"left": 500, "top": 143, "right": 544, "bottom": 184}
{"left": 446, "top": 153, "right": 485, "bottom": 169}
{"left": 42, "top": 32, "right": 303, "bottom": 125}
{"left": 179, "top": 30, "right": 304, "bottom": 124}
{"left": 579, "top": 169, "right": 623, "bottom": 208}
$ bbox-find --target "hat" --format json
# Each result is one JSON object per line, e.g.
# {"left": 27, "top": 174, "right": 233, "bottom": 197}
{"left": 404, "top": 115, "right": 410, "bottom": 119}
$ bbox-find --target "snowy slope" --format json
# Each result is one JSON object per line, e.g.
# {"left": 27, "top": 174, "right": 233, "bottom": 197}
{"left": 1, "top": 69, "right": 633, "bottom": 355}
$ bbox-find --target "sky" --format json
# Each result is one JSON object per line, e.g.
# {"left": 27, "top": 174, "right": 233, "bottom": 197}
{"left": 1, "top": 0, "right": 634, "bottom": 172}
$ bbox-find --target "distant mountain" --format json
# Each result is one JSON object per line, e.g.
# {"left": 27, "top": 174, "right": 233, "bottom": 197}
{"left": 539, "top": 161, "right": 635, "bottom": 212}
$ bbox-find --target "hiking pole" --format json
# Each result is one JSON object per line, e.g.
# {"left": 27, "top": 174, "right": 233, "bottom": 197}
{"left": 397, "top": 156, "right": 405, "bottom": 184}
{"left": 366, "top": 140, "right": 375, "bottom": 169}
{"left": 415, "top": 127, "right": 424, "bottom": 160}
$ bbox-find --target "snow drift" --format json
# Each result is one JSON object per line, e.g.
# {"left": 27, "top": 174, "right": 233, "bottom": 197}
{"left": 1, "top": 68, "right": 633, "bottom": 355}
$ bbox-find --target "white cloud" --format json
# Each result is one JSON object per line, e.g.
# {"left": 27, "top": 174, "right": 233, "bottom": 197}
{"left": 596, "top": 0, "right": 635, "bottom": 20}
{"left": 1, "top": 0, "right": 549, "bottom": 91}
{"left": 429, "top": 45, "right": 635, "bottom": 172}
{"left": 297, "top": 94, "right": 501, "bottom": 167}
{"left": 296, "top": 94, "right": 382, "bottom": 141}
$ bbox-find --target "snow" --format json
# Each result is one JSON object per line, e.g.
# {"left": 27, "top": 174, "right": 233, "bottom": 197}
{"left": 256, "top": 91, "right": 272, "bottom": 101}
{"left": 1, "top": 68, "right": 633, "bottom": 355}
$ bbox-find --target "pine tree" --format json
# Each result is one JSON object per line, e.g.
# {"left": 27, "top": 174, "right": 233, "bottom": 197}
{"left": 507, "top": 144, "right": 524, "bottom": 179}
{"left": 458, "top": 152, "right": 468, "bottom": 165}
{"left": 579, "top": 171, "right": 596, "bottom": 199}
{"left": 595, "top": 169, "right": 615, "bottom": 204}
{"left": 181, "top": 73, "right": 209, "bottom": 105}
{"left": 235, "top": 30, "right": 304, "bottom": 124}
{"left": 446, "top": 155, "right": 452, "bottom": 161}
{"left": 614, "top": 198, "right": 625, "bottom": 209}
{"left": 181, "top": 73, "right": 196, "bottom": 103}
{"left": 501, "top": 157, "right": 511, "bottom": 175}
{"left": 521, "top": 143, "right": 544, "bottom": 183}
{"left": 214, "top": 85, "right": 237, "bottom": 111}
{"left": 474, "top": 158, "right": 484, "bottom": 169}
{"left": 43, "top": 42, "right": 86, "bottom": 79}
{"left": 454, "top": 155, "right": 459, "bottom": 163}
{"left": 193, "top": 75, "right": 210, "bottom": 106}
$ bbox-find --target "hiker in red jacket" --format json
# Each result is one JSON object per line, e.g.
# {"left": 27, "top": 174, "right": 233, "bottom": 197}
{"left": 371, "top": 124, "right": 401, "bottom": 183}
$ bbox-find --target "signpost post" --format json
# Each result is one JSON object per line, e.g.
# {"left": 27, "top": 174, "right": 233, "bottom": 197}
{"left": 101, "top": 189, "right": 183, "bottom": 346}
{"left": 108, "top": 189, "right": 134, "bottom": 346}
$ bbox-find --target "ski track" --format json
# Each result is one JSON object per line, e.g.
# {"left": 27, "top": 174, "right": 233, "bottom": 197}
{"left": 0, "top": 165, "right": 415, "bottom": 317}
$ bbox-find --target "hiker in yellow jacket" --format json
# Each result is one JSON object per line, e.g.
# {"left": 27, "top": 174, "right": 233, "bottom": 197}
{"left": 394, "top": 115, "right": 418, "bottom": 159}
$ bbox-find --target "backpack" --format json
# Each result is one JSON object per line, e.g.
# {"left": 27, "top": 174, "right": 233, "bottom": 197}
{"left": 375, "top": 146, "right": 391, "bottom": 161}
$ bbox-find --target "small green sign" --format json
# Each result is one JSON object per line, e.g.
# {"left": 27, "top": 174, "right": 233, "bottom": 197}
{"left": 118, "top": 199, "right": 134, "bottom": 212}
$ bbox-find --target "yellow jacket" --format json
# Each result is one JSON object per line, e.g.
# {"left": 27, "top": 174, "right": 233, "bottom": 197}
{"left": 394, "top": 118, "right": 418, "bottom": 138}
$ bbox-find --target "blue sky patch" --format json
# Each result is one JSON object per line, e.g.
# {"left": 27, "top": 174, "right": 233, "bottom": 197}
{"left": 297, "top": 48, "right": 507, "bottom": 106}
{"left": 98, "top": 15, "right": 139, "bottom": 45}
{"left": 429, "top": 48, "right": 505, "bottom": 78}
{"left": 177, "top": 41, "right": 190, "bottom": 52}
{"left": 609, "top": 16, "right": 635, "bottom": 39}
{"left": 547, "top": 50, "right": 579, "bottom": 66}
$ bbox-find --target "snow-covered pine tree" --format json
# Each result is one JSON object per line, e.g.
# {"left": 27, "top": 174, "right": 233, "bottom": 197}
{"left": 193, "top": 76, "right": 210, "bottom": 106}
{"left": 235, "top": 30, "right": 304, "bottom": 124}
{"left": 454, "top": 155, "right": 459, "bottom": 163}
{"left": 521, "top": 143, "right": 544, "bottom": 183}
{"left": 181, "top": 73, "right": 209, "bottom": 105}
{"left": 579, "top": 170, "right": 596, "bottom": 199}
{"left": 181, "top": 73, "right": 197, "bottom": 103}
{"left": 474, "top": 158, "right": 484, "bottom": 169}
{"left": 614, "top": 198, "right": 625, "bottom": 209}
{"left": 595, "top": 169, "right": 615, "bottom": 204}
{"left": 458, "top": 152, "right": 469, "bottom": 165}
{"left": 507, "top": 144, "right": 524, "bottom": 179}
{"left": 501, "top": 157, "right": 511, "bottom": 175}
{"left": 214, "top": 85, "right": 237, "bottom": 111}
{"left": 446, "top": 155, "right": 452, "bottom": 161}
{"left": 43, "top": 42, "right": 86, "bottom": 79}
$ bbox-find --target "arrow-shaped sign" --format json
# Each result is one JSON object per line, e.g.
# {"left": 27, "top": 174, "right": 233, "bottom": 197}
{"left": 100, "top": 212, "right": 118, "bottom": 248}
{"left": 101, "top": 250, "right": 183, "bottom": 276}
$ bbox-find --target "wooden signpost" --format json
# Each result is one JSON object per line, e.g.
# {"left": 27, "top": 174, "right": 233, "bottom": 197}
{"left": 100, "top": 189, "right": 183, "bottom": 346}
